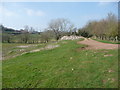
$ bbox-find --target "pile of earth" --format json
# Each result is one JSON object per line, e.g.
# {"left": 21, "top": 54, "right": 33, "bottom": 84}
{"left": 60, "top": 35, "right": 84, "bottom": 40}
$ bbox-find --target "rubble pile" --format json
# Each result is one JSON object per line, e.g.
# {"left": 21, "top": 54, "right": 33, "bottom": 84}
{"left": 60, "top": 36, "right": 84, "bottom": 40}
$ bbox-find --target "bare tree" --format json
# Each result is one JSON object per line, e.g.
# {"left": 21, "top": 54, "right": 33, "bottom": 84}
{"left": 21, "top": 25, "right": 30, "bottom": 43}
{"left": 29, "top": 27, "right": 35, "bottom": 33}
{"left": 40, "top": 29, "right": 55, "bottom": 43}
{"left": 2, "top": 34, "right": 11, "bottom": 43}
{"left": 48, "top": 18, "right": 74, "bottom": 40}
{"left": 24, "top": 25, "right": 29, "bottom": 32}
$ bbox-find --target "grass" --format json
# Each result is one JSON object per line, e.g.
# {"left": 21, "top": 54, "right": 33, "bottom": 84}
{"left": 2, "top": 39, "right": 118, "bottom": 88}
{"left": 93, "top": 38, "right": 120, "bottom": 44}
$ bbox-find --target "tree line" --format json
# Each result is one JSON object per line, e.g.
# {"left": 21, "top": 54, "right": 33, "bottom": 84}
{"left": 1, "top": 25, "right": 41, "bottom": 43}
{"left": 78, "top": 13, "right": 119, "bottom": 41}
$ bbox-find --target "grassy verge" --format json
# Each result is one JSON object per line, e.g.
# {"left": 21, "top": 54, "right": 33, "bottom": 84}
{"left": 92, "top": 38, "right": 120, "bottom": 44}
{"left": 2, "top": 39, "right": 118, "bottom": 88}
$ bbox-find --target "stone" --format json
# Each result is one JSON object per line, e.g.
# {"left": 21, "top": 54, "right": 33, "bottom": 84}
{"left": 60, "top": 35, "right": 84, "bottom": 40}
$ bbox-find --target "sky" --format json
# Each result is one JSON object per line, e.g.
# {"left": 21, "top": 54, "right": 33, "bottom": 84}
{"left": 0, "top": 2, "right": 118, "bottom": 31}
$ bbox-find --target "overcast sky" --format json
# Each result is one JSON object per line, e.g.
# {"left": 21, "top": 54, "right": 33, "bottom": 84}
{"left": 0, "top": 2, "right": 118, "bottom": 31}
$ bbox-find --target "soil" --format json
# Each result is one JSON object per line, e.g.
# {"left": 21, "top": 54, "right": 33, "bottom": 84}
{"left": 78, "top": 38, "right": 118, "bottom": 50}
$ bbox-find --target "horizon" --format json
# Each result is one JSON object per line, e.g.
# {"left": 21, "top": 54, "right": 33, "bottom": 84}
{"left": 0, "top": 2, "right": 118, "bottom": 31}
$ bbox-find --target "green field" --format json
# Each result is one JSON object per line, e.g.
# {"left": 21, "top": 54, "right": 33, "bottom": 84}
{"left": 2, "top": 39, "right": 118, "bottom": 88}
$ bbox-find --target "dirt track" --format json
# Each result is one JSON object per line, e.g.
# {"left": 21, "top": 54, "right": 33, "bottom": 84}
{"left": 78, "top": 38, "right": 118, "bottom": 50}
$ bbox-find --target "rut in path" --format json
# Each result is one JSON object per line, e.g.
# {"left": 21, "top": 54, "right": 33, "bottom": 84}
{"left": 78, "top": 38, "right": 118, "bottom": 50}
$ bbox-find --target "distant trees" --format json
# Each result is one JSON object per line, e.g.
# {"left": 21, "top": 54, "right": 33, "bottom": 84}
{"left": 19, "top": 26, "right": 41, "bottom": 43}
{"left": 78, "top": 28, "right": 92, "bottom": 38}
{"left": 1, "top": 25, "right": 12, "bottom": 43}
{"left": 48, "top": 18, "right": 75, "bottom": 40}
{"left": 40, "top": 30, "right": 55, "bottom": 43}
{"left": 21, "top": 25, "right": 30, "bottom": 43}
{"left": 2, "top": 33, "right": 12, "bottom": 43}
{"left": 1, "top": 25, "right": 41, "bottom": 43}
{"left": 118, "top": 20, "right": 120, "bottom": 41}
{"left": 78, "top": 13, "right": 119, "bottom": 41}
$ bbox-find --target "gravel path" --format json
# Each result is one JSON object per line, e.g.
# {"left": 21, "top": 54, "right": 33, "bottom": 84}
{"left": 78, "top": 38, "right": 118, "bottom": 50}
